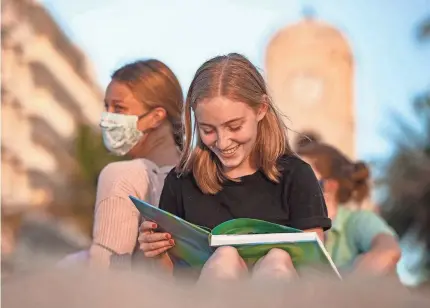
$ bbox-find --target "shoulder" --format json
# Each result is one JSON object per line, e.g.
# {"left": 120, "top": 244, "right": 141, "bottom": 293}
{"left": 99, "top": 159, "right": 150, "bottom": 181}
{"left": 163, "top": 168, "right": 203, "bottom": 198}
{"left": 97, "top": 159, "right": 152, "bottom": 196}
{"left": 349, "top": 209, "right": 389, "bottom": 226}
{"left": 277, "top": 154, "right": 312, "bottom": 171}
{"left": 165, "top": 167, "right": 194, "bottom": 182}
{"left": 277, "top": 154, "right": 316, "bottom": 182}
{"left": 349, "top": 209, "right": 382, "bottom": 222}
{"left": 344, "top": 209, "right": 397, "bottom": 251}
{"left": 163, "top": 167, "right": 192, "bottom": 188}
{"left": 348, "top": 209, "right": 397, "bottom": 236}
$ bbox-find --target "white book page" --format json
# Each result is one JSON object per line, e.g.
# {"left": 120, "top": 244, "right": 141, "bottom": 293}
{"left": 210, "top": 232, "right": 318, "bottom": 246}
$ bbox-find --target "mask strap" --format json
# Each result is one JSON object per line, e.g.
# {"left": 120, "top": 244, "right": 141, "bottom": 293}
{"left": 136, "top": 109, "right": 156, "bottom": 134}
{"left": 137, "top": 110, "right": 152, "bottom": 120}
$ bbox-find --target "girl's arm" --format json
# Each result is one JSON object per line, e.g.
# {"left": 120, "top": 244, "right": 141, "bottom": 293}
{"left": 351, "top": 212, "right": 401, "bottom": 274}
{"left": 90, "top": 161, "right": 149, "bottom": 269}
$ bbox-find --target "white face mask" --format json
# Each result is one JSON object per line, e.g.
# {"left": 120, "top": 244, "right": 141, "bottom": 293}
{"left": 100, "top": 112, "right": 148, "bottom": 156}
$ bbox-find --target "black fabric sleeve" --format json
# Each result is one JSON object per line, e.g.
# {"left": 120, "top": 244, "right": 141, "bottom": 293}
{"left": 158, "top": 168, "right": 185, "bottom": 219}
{"left": 284, "top": 161, "right": 331, "bottom": 231}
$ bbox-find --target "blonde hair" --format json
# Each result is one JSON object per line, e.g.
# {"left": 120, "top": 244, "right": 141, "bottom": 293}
{"left": 177, "top": 53, "right": 292, "bottom": 194}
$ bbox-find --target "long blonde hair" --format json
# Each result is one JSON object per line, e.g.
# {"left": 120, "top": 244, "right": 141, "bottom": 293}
{"left": 177, "top": 53, "right": 292, "bottom": 194}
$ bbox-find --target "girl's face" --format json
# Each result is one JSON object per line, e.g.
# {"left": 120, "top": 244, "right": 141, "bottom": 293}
{"left": 104, "top": 81, "right": 147, "bottom": 117}
{"left": 103, "top": 80, "right": 167, "bottom": 157}
{"left": 301, "top": 155, "right": 339, "bottom": 212}
{"left": 195, "top": 96, "right": 266, "bottom": 177}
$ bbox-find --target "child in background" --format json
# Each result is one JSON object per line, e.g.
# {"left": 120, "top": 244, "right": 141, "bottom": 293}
{"left": 297, "top": 140, "right": 401, "bottom": 275}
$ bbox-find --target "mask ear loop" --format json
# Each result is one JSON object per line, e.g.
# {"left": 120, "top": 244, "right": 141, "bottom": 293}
{"left": 136, "top": 110, "right": 154, "bottom": 135}
{"left": 138, "top": 106, "right": 171, "bottom": 135}
{"left": 137, "top": 110, "right": 152, "bottom": 120}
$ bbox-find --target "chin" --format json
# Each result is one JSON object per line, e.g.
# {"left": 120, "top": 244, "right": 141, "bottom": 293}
{"left": 216, "top": 152, "right": 245, "bottom": 170}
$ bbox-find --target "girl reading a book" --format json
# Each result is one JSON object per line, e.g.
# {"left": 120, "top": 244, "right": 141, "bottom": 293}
{"left": 60, "top": 59, "right": 184, "bottom": 269}
{"left": 296, "top": 139, "right": 401, "bottom": 275}
{"left": 138, "top": 53, "right": 331, "bottom": 281}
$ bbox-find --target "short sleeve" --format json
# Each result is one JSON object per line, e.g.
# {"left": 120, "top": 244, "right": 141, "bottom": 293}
{"left": 349, "top": 210, "right": 397, "bottom": 253}
{"left": 285, "top": 161, "right": 332, "bottom": 231}
{"left": 159, "top": 169, "right": 185, "bottom": 218}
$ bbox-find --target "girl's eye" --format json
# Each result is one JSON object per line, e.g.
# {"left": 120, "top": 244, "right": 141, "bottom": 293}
{"left": 199, "top": 125, "right": 214, "bottom": 135}
{"left": 229, "top": 126, "right": 242, "bottom": 132}
{"left": 114, "top": 105, "right": 126, "bottom": 112}
{"left": 202, "top": 129, "right": 214, "bottom": 135}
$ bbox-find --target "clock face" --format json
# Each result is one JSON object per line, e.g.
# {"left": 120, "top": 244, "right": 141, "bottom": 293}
{"left": 286, "top": 72, "right": 324, "bottom": 105}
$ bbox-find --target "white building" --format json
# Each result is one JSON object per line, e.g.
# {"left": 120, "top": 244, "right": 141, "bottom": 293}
{"left": 1, "top": 0, "right": 103, "bottom": 260}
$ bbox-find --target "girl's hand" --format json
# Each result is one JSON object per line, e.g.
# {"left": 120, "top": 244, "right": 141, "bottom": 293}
{"left": 138, "top": 221, "right": 175, "bottom": 257}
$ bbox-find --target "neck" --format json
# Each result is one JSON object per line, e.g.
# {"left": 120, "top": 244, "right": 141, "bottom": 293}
{"left": 224, "top": 153, "right": 257, "bottom": 179}
{"left": 325, "top": 195, "right": 338, "bottom": 220}
{"left": 131, "top": 129, "right": 180, "bottom": 168}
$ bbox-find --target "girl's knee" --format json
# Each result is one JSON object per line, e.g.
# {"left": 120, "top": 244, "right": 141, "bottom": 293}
{"left": 255, "top": 248, "right": 296, "bottom": 274}
{"left": 212, "top": 246, "right": 246, "bottom": 268}
{"left": 265, "top": 248, "right": 293, "bottom": 265}
{"left": 252, "top": 249, "right": 297, "bottom": 280}
{"left": 214, "top": 246, "right": 240, "bottom": 258}
{"left": 199, "top": 246, "right": 247, "bottom": 282}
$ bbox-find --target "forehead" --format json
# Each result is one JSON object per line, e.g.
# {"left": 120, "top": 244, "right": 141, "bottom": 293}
{"left": 105, "top": 81, "right": 133, "bottom": 99}
{"left": 195, "top": 97, "right": 254, "bottom": 125}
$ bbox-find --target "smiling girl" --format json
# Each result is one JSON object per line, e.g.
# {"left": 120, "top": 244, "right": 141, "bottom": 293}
{"left": 138, "top": 53, "right": 331, "bottom": 280}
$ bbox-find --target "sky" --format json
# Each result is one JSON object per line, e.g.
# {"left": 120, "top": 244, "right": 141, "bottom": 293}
{"left": 40, "top": 0, "right": 430, "bottom": 161}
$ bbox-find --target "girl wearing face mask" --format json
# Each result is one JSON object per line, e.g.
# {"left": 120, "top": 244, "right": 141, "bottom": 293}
{"left": 81, "top": 59, "right": 183, "bottom": 269}
{"left": 296, "top": 140, "right": 401, "bottom": 276}
{"left": 137, "top": 53, "right": 331, "bottom": 281}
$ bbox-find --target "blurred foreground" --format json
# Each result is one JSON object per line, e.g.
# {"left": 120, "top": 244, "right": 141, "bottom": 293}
{"left": 3, "top": 263, "right": 430, "bottom": 308}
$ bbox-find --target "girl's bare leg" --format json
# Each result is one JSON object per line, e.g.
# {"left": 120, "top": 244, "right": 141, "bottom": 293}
{"left": 252, "top": 248, "right": 298, "bottom": 281}
{"left": 198, "top": 246, "right": 248, "bottom": 283}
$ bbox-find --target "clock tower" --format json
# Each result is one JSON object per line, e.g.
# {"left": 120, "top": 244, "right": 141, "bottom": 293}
{"left": 265, "top": 16, "right": 355, "bottom": 158}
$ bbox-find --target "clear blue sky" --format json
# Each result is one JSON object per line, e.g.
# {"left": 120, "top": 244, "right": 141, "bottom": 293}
{"left": 41, "top": 0, "right": 430, "bottom": 161}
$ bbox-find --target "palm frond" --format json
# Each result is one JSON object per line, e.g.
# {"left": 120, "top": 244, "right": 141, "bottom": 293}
{"left": 378, "top": 91, "right": 430, "bottom": 272}
{"left": 417, "top": 16, "right": 430, "bottom": 42}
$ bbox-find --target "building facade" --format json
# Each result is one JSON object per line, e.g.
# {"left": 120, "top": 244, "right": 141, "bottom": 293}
{"left": 265, "top": 16, "right": 355, "bottom": 158}
{"left": 1, "top": 0, "right": 104, "bottom": 260}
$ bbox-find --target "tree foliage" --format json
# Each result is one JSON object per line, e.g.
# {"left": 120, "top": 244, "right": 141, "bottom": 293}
{"left": 379, "top": 90, "right": 430, "bottom": 280}
{"left": 417, "top": 16, "right": 430, "bottom": 43}
{"left": 49, "top": 124, "right": 123, "bottom": 236}
{"left": 379, "top": 15, "right": 430, "bottom": 282}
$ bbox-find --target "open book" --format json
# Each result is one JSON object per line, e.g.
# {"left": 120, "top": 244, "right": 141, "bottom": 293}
{"left": 129, "top": 196, "right": 341, "bottom": 278}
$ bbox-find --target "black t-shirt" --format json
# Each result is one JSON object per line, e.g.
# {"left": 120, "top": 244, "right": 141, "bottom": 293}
{"left": 159, "top": 154, "right": 331, "bottom": 231}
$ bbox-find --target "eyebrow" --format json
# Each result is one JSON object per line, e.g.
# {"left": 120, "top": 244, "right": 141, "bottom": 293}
{"left": 104, "top": 99, "right": 124, "bottom": 105}
{"left": 198, "top": 117, "right": 245, "bottom": 127}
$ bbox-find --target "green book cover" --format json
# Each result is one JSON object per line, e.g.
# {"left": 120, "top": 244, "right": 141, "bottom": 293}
{"left": 129, "top": 196, "right": 340, "bottom": 278}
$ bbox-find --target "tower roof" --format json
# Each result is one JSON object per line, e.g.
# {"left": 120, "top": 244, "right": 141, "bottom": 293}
{"left": 267, "top": 17, "right": 352, "bottom": 55}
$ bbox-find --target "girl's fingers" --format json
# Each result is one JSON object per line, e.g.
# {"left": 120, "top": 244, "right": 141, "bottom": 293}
{"left": 143, "top": 245, "right": 173, "bottom": 258}
{"left": 138, "top": 232, "right": 171, "bottom": 244}
{"left": 142, "top": 241, "right": 175, "bottom": 257}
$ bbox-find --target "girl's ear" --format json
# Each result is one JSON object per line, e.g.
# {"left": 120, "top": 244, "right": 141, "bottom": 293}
{"left": 148, "top": 107, "right": 167, "bottom": 128}
{"left": 256, "top": 95, "right": 269, "bottom": 122}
